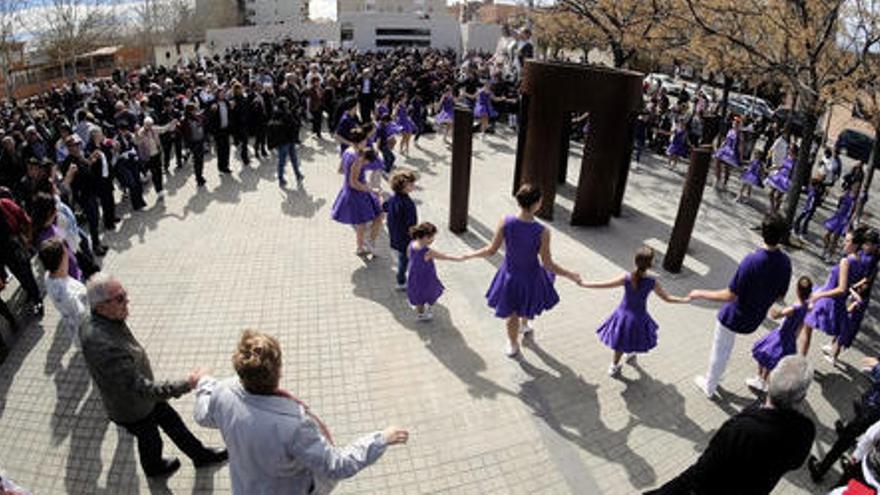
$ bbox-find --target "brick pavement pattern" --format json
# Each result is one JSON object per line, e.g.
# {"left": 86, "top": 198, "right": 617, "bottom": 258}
{"left": 0, "top": 130, "right": 877, "bottom": 494}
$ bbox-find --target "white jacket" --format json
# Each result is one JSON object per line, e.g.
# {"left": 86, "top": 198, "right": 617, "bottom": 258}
{"left": 194, "top": 377, "right": 387, "bottom": 494}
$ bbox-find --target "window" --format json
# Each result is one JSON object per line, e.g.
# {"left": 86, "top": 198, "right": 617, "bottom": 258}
{"left": 341, "top": 27, "right": 354, "bottom": 41}
{"left": 376, "top": 38, "right": 430, "bottom": 47}
{"left": 375, "top": 28, "right": 431, "bottom": 36}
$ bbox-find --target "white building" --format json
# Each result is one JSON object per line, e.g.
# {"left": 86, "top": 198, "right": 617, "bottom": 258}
{"left": 338, "top": 0, "right": 461, "bottom": 51}
{"left": 241, "top": 0, "right": 310, "bottom": 25}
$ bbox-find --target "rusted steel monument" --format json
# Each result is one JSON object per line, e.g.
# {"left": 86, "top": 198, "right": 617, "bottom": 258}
{"left": 513, "top": 61, "right": 644, "bottom": 225}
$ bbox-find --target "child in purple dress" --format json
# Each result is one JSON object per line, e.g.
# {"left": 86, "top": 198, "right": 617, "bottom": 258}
{"left": 799, "top": 230, "right": 864, "bottom": 359}
{"left": 766, "top": 144, "right": 797, "bottom": 212}
{"left": 713, "top": 117, "right": 743, "bottom": 190}
{"left": 747, "top": 276, "right": 812, "bottom": 392}
{"left": 473, "top": 82, "right": 497, "bottom": 136}
{"left": 821, "top": 184, "right": 858, "bottom": 262}
{"left": 666, "top": 120, "right": 690, "bottom": 170}
{"left": 330, "top": 142, "right": 384, "bottom": 257}
{"left": 395, "top": 97, "right": 416, "bottom": 156}
{"left": 435, "top": 87, "right": 455, "bottom": 143}
{"left": 406, "top": 222, "right": 464, "bottom": 321}
{"left": 736, "top": 150, "right": 765, "bottom": 203}
{"left": 464, "top": 184, "right": 582, "bottom": 357}
{"left": 580, "top": 247, "right": 690, "bottom": 376}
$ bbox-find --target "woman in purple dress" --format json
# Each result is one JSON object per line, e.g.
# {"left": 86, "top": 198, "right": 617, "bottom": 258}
{"left": 579, "top": 247, "right": 690, "bottom": 376}
{"left": 736, "top": 150, "right": 765, "bottom": 203}
{"left": 747, "top": 276, "right": 812, "bottom": 392}
{"left": 799, "top": 229, "right": 864, "bottom": 359}
{"left": 766, "top": 144, "right": 798, "bottom": 212}
{"left": 821, "top": 184, "right": 859, "bottom": 262}
{"left": 713, "top": 117, "right": 743, "bottom": 191}
{"left": 434, "top": 87, "right": 455, "bottom": 143}
{"left": 464, "top": 184, "right": 582, "bottom": 357}
{"left": 666, "top": 120, "right": 690, "bottom": 170}
{"left": 330, "top": 129, "right": 384, "bottom": 256}
{"left": 406, "top": 222, "right": 464, "bottom": 321}
{"left": 473, "top": 82, "right": 497, "bottom": 136}
{"left": 394, "top": 97, "right": 416, "bottom": 156}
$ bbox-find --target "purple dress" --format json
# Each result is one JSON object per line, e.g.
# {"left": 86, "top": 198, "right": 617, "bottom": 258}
{"left": 596, "top": 274, "right": 659, "bottom": 353}
{"left": 741, "top": 159, "right": 764, "bottom": 188}
{"left": 766, "top": 156, "right": 795, "bottom": 193}
{"left": 752, "top": 304, "right": 808, "bottom": 370}
{"left": 805, "top": 255, "right": 860, "bottom": 337}
{"left": 377, "top": 104, "right": 391, "bottom": 118}
{"left": 474, "top": 89, "right": 497, "bottom": 119}
{"left": 666, "top": 129, "right": 689, "bottom": 158}
{"left": 330, "top": 150, "right": 381, "bottom": 225}
{"left": 407, "top": 244, "right": 444, "bottom": 306}
{"left": 395, "top": 106, "right": 417, "bottom": 134}
{"left": 436, "top": 95, "right": 454, "bottom": 124}
{"left": 486, "top": 216, "right": 558, "bottom": 319}
{"left": 824, "top": 193, "right": 855, "bottom": 236}
{"left": 846, "top": 252, "right": 878, "bottom": 347}
{"left": 714, "top": 129, "right": 741, "bottom": 167}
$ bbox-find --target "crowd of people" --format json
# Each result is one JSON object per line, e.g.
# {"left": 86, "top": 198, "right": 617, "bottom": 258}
{"left": 0, "top": 32, "right": 879, "bottom": 494}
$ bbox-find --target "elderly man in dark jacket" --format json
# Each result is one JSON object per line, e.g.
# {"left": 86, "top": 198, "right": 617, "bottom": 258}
{"left": 80, "top": 272, "right": 227, "bottom": 478}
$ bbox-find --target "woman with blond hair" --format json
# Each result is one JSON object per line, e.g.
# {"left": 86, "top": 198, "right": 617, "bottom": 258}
{"left": 194, "top": 330, "right": 408, "bottom": 494}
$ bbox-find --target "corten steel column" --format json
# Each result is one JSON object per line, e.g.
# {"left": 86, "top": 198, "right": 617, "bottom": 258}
{"left": 611, "top": 114, "right": 638, "bottom": 217}
{"left": 558, "top": 112, "right": 571, "bottom": 184}
{"left": 517, "top": 61, "right": 643, "bottom": 222}
{"left": 513, "top": 93, "right": 530, "bottom": 195}
{"left": 663, "top": 146, "right": 713, "bottom": 273}
{"left": 449, "top": 106, "right": 474, "bottom": 233}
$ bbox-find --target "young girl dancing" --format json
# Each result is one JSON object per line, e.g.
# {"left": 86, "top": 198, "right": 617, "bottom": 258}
{"left": 579, "top": 246, "right": 690, "bottom": 376}
{"left": 406, "top": 222, "right": 464, "bottom": 320}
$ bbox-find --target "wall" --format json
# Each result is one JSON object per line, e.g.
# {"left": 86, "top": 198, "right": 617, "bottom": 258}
{"left": 461, "top": 22, "right": 501, "bottom": 55}
{"left": 152, "top": 44, "right": 206, "bottom": 68}
{"left": 338, "top": 12, "right": 461, "bottom": 51}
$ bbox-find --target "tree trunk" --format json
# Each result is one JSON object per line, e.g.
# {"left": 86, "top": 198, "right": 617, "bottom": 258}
{"left": 720, "top": 74, "right": 731, "bottom": 121}
{"left": 612, "top": 44, "right": 625, "bottom": 68}
{"left": 854, "top": 126, "right": 880, "bottom": 222}
{"left": 783, "top": 101, "right": 820, "bottom": 226}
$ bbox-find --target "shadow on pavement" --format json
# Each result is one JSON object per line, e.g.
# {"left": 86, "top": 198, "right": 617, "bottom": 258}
{"left": 0, "top": 323, "right": 45, "bottom": 419}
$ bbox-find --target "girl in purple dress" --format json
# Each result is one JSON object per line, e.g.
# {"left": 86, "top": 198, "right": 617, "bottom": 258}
{"left": 394, "top": 97, "right": 416, "bottom": 156}
{"left": 464, "top": 184, "right": 582, "bottom": 357}
{"left": 330, "top": 130, "right": 384, "bottom": 256}
{"left": 473, "top": 82, "right": 497, "bottom": 136}
{"left": 799, "top": 229, "right": 864, "bottom": 358}
{"left": 747, "top": 276, "right": 812, "bottom": 392}
{"left": 766, "top": 144, "right": 798, "bottom": 213}
{"left": 579, "top": 247, "right": 690, "bottom": 376}
{"left": 376, "top": 94, "right": 393, "bottom": 120}
{"left": 736, "top": 150, "right": 765, "bottom": 203}
{"left": 821, "top": 184, "right": 859, "bottom": 262}
{"left": 406, "top": 222, "right": 464, "bottom": 321}
{"left": 713, "top": 117, "right": 743, "bottom": 191}
{"left": 434, "top": 87, "right": 455, "bottom": 143}
{"left": 665, "top": 120, "right": 690, "bottom": 170}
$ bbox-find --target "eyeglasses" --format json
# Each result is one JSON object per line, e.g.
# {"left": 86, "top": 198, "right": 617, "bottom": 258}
{"left": 107, "top": 291, "right": 128, "bottom": 304}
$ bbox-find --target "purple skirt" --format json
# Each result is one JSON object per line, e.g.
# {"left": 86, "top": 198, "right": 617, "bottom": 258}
{"left": 596, "top": 310, "right": 658, "bottom": 353}
{"left": 742, "top": 169, "right": 764, "bottom": 188}
{"left": 666, "top": 141, "right": 689, "bottom": 159}
{"left": 804, "top": 296, "right": 848, "bottom": 337}
{"left": 766, "top": 172, "right": 790, "bottom": 193}
{"left": 436, "top": 109, "right": 454, "bottom": 124}
{"left": 714, "top": 146, "right": 741, "bottom": 168}
{"left": 474, "top": 101, "right": 497, "bottom": 119}
{"left": 486, "top": 267, "right": 558, "bottom": 319}
{"left": 330, "top": 189, "right": 381, "bottom": 225}
{"left": 752, "top": 329, "right": 795, "bottom": 370}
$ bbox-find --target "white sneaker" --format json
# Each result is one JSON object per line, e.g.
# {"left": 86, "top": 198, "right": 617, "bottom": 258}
{"left": 608, "top": 364, "right": 622, "bottom": 376}
{"left": 693, "top": 375, "right": 719, "bottom": 399}
{"left": 821, "top": 344, "right": 833, "bottom": 356}
{"left": 504, "top": 342, "right": 520, "bottom": 358}
{"left": 395, "top": 283, "right": 407, "bottom": 291}
{"left": 417, "top": 311, "right": 432, "bottom": 321}
{"left": 824, "top": 354, "right": 838, "bottom": 365}
{"left": 520, "top": 322, "right": 534, "bottom": 338}
{"left": 745, "top": 376, "right": 767, "bottom": 392}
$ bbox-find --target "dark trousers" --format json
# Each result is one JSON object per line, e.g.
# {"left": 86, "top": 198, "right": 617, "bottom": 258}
{"left": 815, "top": 401, "right": 880, "bottom": 475}
{"left": 380, "top": 146, "right": 395, "bottom": 173}
{"left": 311, "top": 111, "right": 323, "bottom": 137}
{"left": 80, "top": 195, "right": 102, "bottom": 248}
{"left": 0, "top": 297, "right": 14, "bottom": 328}
{"left": 396, "top": 249, "right": 408, "bottom": 286}
{"left": 97, "top": 177, "right": 116, "bottom": 229}
{"left": 117, "top": 159, "right": 146, "bottom": 211}
{"left": 161, "top": 137, "right": 183, "bottom": 170}
{"left": 189, "top": 141, "right": 205, "bottom": 183}
{"left": 794, "top": 205, "right": 817, "bottom": 235}
{"left": 235, "top": 132, "right": 250, "bottom": 165}
{"left": 0, "top": 240, "right": 41, "bottom": 303}
{"left": 254, "top": 126, "right": 268, "bottom": 156}
{"left": 358, "top": 95, "right": 374, "bottom": 125}
{"left": 146, "top": 155, "right": 163, "bottom": 194}
{"left": 215, "top": 131, "right": 231, "bottom": 172}
{"left": 120, "top": 402, "right": 209, "bottom": 475}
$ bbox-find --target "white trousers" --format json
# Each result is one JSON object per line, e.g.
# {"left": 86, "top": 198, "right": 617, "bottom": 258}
{"left": 705, "top": 320, "right": 737, "bottom": 394}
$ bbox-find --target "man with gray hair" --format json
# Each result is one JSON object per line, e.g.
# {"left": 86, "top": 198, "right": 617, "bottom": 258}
{"left": 80, "top": 272, "right": 227, "bottom": 478}
{"left": 645, "top": 355, "right": 815, "bottom": 495}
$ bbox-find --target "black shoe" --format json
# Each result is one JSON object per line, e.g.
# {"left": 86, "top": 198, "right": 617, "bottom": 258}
{"left": 31, "top": 301, "right": 44, "bottom": 318}
{"left": 807, "top": 455, "right": 825, "bottom": 482}
{"left": 145, "top": 457, "right": 181, "bottom": 478}
{"left": 219, "top": 168, "right": 232, "bottom": 175}
{"left": 93, "top": 244, "right": 109, "bottom": 256}
{"left": 193, "top": 447, "right": 228, "bottom": 468}
{"left": 835, "top": 419, "right": 846, "bottom": 435}
{"left": 196, "top": 178, "right": 206, "bottom": 187}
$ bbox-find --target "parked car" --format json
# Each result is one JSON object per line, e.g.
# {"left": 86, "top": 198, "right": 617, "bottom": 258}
{"left": 835, "top": 129, "right": 875, "bottom": 163}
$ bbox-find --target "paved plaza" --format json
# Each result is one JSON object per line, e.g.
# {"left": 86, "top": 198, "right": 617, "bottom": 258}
{"left": 0, "top": 129, "right": 877, "bottom": 494}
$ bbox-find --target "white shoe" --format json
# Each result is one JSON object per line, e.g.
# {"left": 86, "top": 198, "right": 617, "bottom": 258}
{"left": 693, "top": 375, "right": 719, "bottom": 399}
{"left": 824, "top": 354, "right": 838, "bottom": 365}
{"left": 395, "top": 283, "right": 407, "bottom": 291}
{"left": 504, "top": 342, "right": 520, "bottom": 358}
{"left": 157, "top": 190, "right": 166, "bottom": 199}
{"left": 745, "top": 376, "right": 767, "bottom": 392}
{"left": 520, "top": 322, "right": 534, "bottom": 338}
{"left": 608, "top": 364, "right": 622, "bottom": 376}
{"left": 821, "top": 344, "right": 833, "bottom": 356}
{"left": 416, "top": 311, "right": 432, "bottom": 321}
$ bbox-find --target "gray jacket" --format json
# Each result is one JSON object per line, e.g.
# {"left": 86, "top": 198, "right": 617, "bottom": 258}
{"left": 194, "top": 377, "right": 387, "bottom": 494}
{"left": 80, "top": 312, "right": 190, "bottom": 423}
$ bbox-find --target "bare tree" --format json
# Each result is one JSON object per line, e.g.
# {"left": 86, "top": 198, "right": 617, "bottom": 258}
{"left": 36, "top": 0, "right": 121, "bottom": 78}
{"left": 131, "top": 0, "right": 199, "bottom": 47}
{"left": 674, "top": 0, "right": 880, "bottom": 225}
{"left": 0, "top": 0, "right": 26, "bottom": 98}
